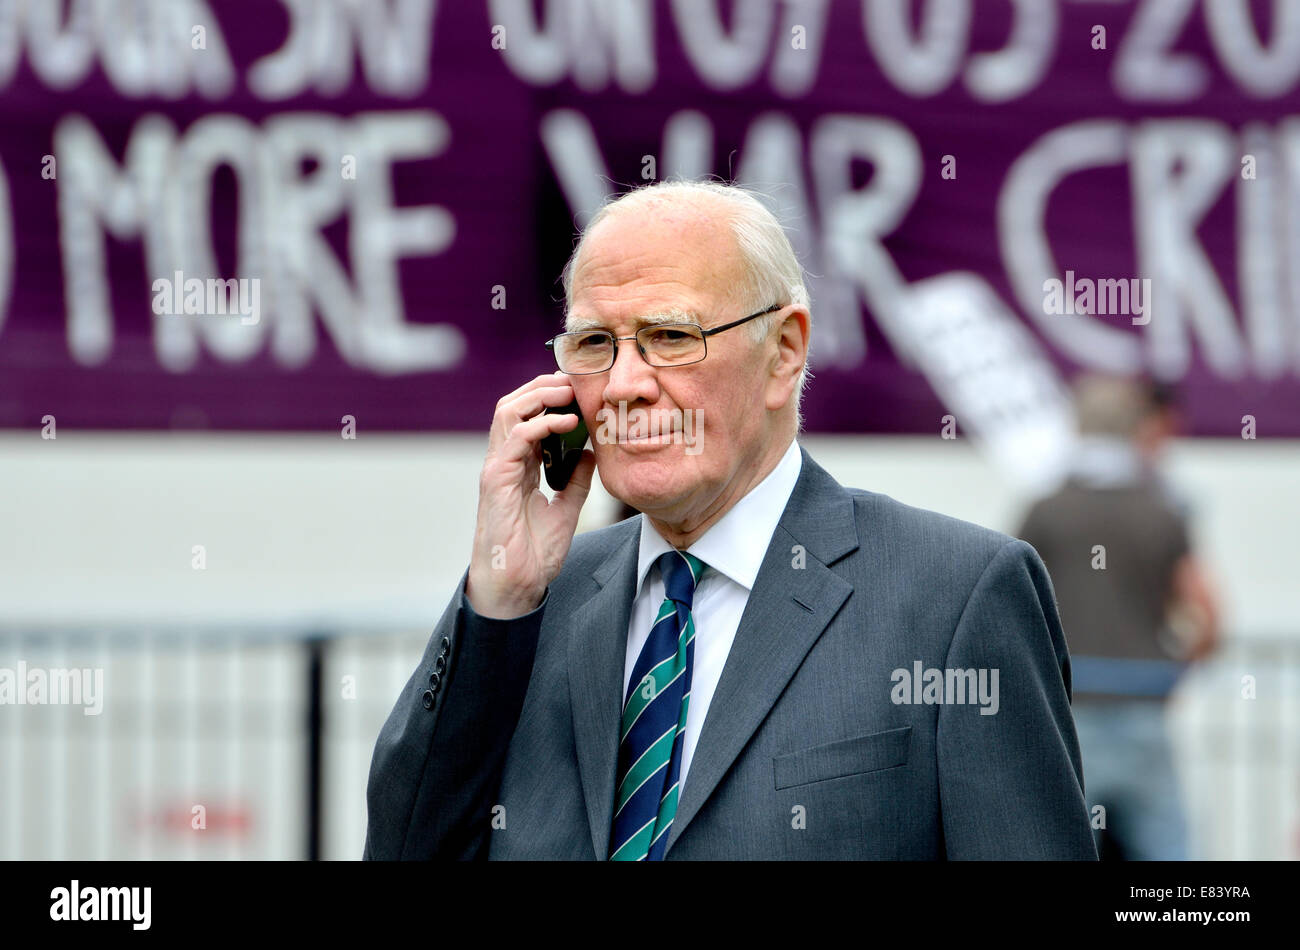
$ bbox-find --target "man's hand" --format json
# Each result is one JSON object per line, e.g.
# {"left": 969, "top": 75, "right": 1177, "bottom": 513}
{"left": 1169, "top": 555, "right": 1221, "bottom": 662}
{"left": 465, "top": 373, "right": 597, "bottom": 618}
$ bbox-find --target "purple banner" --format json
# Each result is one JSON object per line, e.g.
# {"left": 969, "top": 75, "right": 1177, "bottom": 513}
{"left": 1, "top": 0, "right": 1298, "bottom": 435}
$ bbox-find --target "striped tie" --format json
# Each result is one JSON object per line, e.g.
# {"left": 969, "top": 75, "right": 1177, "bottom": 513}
{"left": 609, "top": 550, "right": 705, "bottom": 861}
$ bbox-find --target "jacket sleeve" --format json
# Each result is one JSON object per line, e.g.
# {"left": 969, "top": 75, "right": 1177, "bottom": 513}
{"left": 362, "top": 573, "right": 547, "bottom": 860}
{"left": 936, "top": 539, "right": 1098, "bottom": 860}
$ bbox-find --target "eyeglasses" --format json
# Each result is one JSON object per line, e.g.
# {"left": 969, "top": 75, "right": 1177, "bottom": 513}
{"left": 546, "top": 303, "right": 784, "bottom": 375}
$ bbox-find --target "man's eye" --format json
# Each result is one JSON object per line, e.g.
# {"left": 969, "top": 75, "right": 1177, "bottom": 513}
{"left": 574, "top": 334, "right": 611, "bottom": 348}
{"left": 646, "top": 328, "right": 691, "bottom": 344}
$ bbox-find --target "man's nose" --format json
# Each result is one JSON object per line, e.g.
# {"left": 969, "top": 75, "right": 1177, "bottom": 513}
{"left": 601, "top": 337, "right": 660, "bottom": 407}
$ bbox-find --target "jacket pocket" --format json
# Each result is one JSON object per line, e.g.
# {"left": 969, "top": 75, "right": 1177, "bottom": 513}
{"left": 773, "top": 726, "right": 912, "bottom": 790}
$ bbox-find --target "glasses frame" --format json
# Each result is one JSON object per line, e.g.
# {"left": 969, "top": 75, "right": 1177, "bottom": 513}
{"left": 545, "top": 302, "right": 785, "bottom": 375}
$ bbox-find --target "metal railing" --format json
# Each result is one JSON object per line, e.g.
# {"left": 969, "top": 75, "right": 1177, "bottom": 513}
{"left": 2, "top": 629, "right": 1296, "bottom": 860}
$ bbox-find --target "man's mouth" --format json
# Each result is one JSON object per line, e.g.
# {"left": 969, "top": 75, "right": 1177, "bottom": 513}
{"left": 616, "top": 430, "right": 681, "bottom": 448}
{"left": 593, "top": 405, "right": 701, "bottom": 453}
{"left": 618, "top": 428, "right": 679, "bottom": 442}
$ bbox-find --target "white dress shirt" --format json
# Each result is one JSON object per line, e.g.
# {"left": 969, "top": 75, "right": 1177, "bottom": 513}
{"left": 622, "top": 438, "right": 803, "bottom": 794}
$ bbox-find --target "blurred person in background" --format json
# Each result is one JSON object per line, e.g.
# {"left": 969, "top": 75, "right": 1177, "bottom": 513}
{"left": 1017, "top": 374, "right": 1220, "bottom": 860}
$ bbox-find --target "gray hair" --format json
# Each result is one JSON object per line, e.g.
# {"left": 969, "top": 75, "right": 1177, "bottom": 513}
{"left": 560, "top": 179, "right": 812, "bottom": 423}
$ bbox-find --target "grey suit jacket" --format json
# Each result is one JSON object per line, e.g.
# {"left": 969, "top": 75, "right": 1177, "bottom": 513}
{"left": 364, "top": 447, "right": 1098, "bottom": 859}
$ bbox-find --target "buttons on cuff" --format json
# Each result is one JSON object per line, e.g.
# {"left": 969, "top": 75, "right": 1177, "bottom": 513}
{"left": 422, "top": 636, "right": 453, "bottom": 712}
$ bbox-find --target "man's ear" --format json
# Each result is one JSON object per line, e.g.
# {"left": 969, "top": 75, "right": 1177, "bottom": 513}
{"left": 765, "top": 307, "right": 810, "bottom": 411}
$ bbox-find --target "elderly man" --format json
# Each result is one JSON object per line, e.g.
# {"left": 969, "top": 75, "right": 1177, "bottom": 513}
{"left": 364, "top": 180, "right": 1097, "bottom": 860}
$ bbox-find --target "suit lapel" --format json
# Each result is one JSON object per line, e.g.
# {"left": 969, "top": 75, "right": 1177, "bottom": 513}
{"left": 567, "top": 524, "right": 639, "bottom": 860}
{"left": 665, "top": 449, "right": 858, "bottom": 855}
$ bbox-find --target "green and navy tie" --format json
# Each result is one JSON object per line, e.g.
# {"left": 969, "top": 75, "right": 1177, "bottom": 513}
{"left": 609, "top": 550, "right": 705, "bottom": 861}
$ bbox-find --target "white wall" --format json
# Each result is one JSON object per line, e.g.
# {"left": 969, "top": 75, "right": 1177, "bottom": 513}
{"left": 0, "top": 433, "right": 1295, "bottom": 637}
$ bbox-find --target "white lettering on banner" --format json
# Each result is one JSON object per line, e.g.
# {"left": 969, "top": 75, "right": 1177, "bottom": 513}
{"left": 661, "top": 110, "right": 713, "bottom": 181}
{"left": 541, "top": 108, "right": 920, "bottom": 372}
{"left": 261, "top": 113, "right": 360, "bottom": 368}
{"left": 735, "top": 112, "right": 863, "bottom": 365}
{"left": 0, "top": 1, "right": 18, "bottom": 88}
{"left": 249, "top": 0, "right": 437, "bottom": 100}
{"left": 1115, "top": 0, "right": 1300, "bottom": 102}
{"left": 768, "top": 0, "right": 831, "bottom": 98}
{"left": 539, "top": 105, "right": 1075, "bottom": 488}
{"left": 539, "top": 110, "right": 611, "bottom": 230}
{"left": 498, "top": 0, "right": 1300, "bottom": 103}
{"left": 1280, "top": 119, "right": 1300, "bottom": 375}
{"left": 810, "top": 114, "right": 921, "bottom": 369}
{"left": 493, "top": 0, "right": 830, "bottom": 98}
{"left": 347, "top": 112, "right": 462, "bottom": 374}
{"left": 0, "top": 154, "right": 10, "bottom": 342}
{"left": 999, "top": 120, "right": 1141, "bottom": 374}
{"left": 1114, "top": 0, "right": 1208, "bottom": 102}
{"left": 1204, "top": 0, "right": 1300, "bottom": 98}
{"left": 543, "top": 106, "right": 1300, "bottom": 471}
{"left": 963, "top": 0, "right": 1057, "bottom": 103}
{"left": 1237, "top": 122, "right": 1289, "bottom": 380}
{"left": 1001, "top": 118, "right": 1300, "bottom": 380}
{"left": 54, "top": 111, "right": 464, "bottom": 373}
{"left": 863, "top": 0, "right": 971, "bottom": 97}
{"left": 161, "top": 115, "right": 266, "bottom": 368}
{"left": 2, "top": 0, "right": 1299, "bottom": 458}
{"left": 491, "top": 0, "right": 655, "bottom": 93}
{"left": 4, "top": 1, "right": 1300, "bottom": 103}
{"left": 1132, "top": 120, "right": 1246, "bottom": 380}
{"left": 672, "top": 0, "right": 775, "bottom": 91}
{"left": 55, "top": 114, "right": 175, "bottom": 366}
{"left": 14, "top": 0, "right": 234, "bottom": 98}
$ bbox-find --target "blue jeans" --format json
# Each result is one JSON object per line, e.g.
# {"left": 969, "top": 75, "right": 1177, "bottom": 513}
{"left": 1072, "top": 699, "right": 1189, "bottom": 860}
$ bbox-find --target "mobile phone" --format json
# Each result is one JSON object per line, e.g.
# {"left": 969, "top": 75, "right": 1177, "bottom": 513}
{"left": 540, "top": 399, "right": 589, "bottom": 490}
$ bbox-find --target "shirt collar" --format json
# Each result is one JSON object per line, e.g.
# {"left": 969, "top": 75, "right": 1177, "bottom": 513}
{"left": 634, "top": 439, "right": 804, "bottom": 597}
